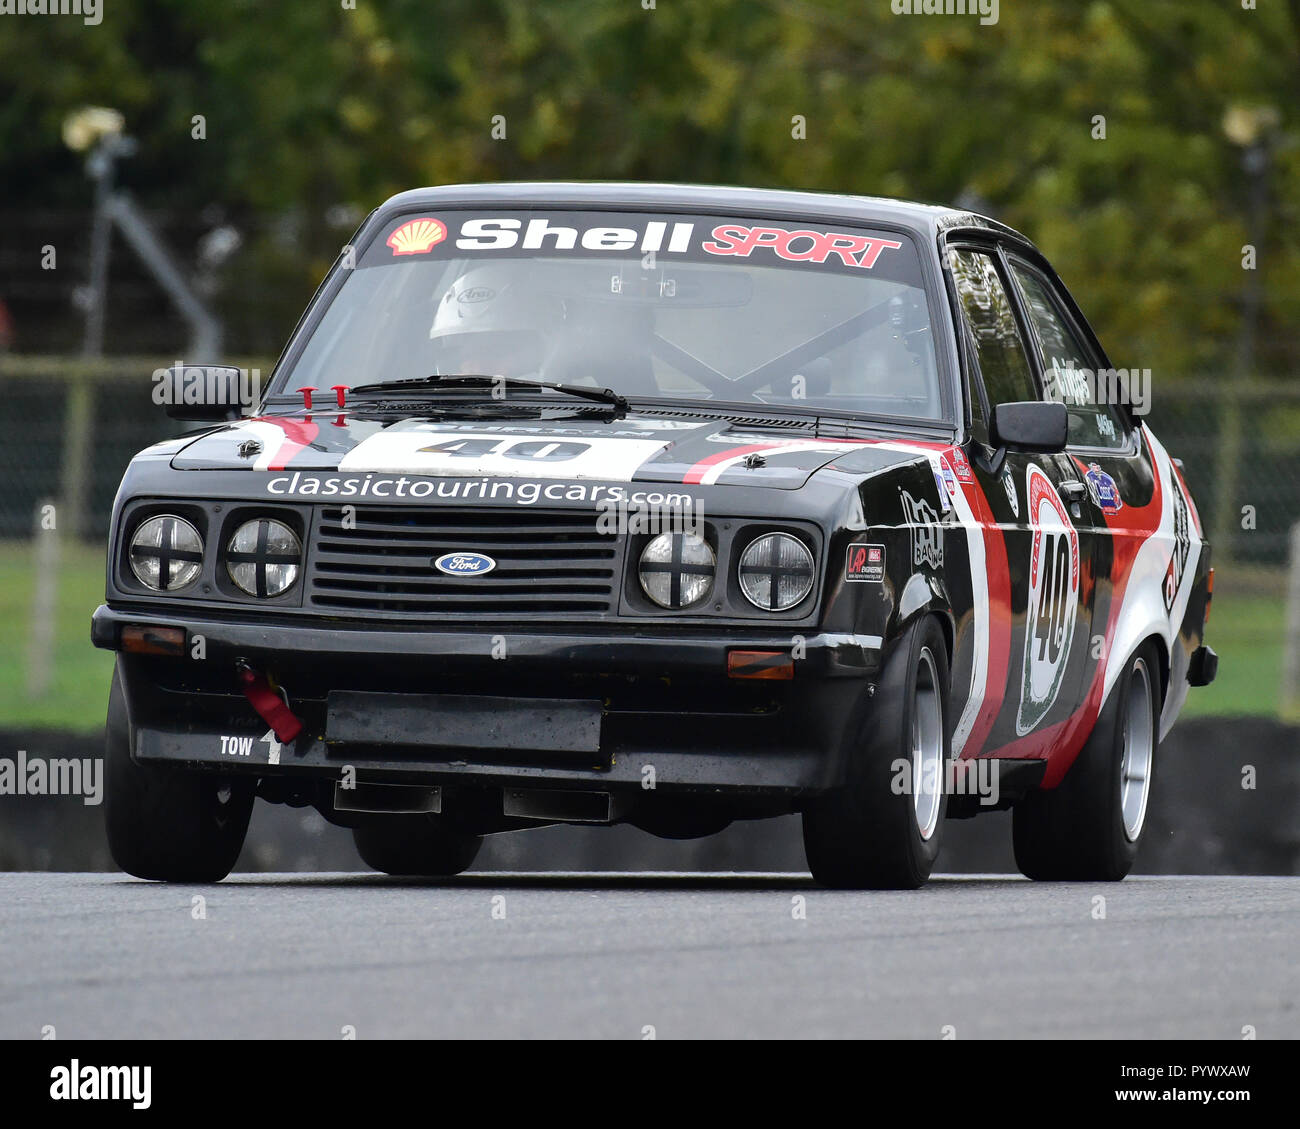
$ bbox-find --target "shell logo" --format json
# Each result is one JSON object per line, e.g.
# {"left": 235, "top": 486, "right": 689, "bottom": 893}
{"left": 386, "top": 217, "right": 447, "bottom": 256}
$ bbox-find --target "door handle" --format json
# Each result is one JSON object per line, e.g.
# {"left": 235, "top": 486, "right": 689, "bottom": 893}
{"left": 1057, "top": 480, "right": 1088, "bottom": 501}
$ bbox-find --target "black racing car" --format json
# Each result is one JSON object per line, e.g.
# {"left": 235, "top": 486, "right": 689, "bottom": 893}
{"left": 93, "top": 182, "right": 1217, "bottom": 888}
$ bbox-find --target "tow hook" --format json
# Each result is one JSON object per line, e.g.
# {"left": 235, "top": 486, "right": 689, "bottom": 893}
{"left": 234, "top": 658, "right": 304, "bottom": 743}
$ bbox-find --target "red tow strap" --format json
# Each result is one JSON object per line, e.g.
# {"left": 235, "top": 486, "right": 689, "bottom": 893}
{"left": 237, "top": 663, "right": 303, "bottom": 743}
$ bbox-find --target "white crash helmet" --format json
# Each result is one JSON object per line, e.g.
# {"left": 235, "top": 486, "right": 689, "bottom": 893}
{"left": 428, "top": 265, "right": 567, "bottom": 378}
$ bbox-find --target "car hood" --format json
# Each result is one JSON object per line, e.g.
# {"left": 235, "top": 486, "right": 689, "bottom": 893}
{"left": 167, "top": 411, "right": 937, "bottom": 490}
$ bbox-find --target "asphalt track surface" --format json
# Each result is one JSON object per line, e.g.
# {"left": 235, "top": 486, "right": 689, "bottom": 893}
{"left": 0, "top": 873, "right": 1294, "bottom": 1039}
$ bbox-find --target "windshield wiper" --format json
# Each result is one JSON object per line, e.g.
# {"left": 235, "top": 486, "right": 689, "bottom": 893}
{"left": 349, "top": 374, "right": 629, "bottom": 412}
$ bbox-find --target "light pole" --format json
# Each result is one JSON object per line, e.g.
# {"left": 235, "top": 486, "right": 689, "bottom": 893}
{"left": 63, "top": 106, "right": 136, "bottom": 358}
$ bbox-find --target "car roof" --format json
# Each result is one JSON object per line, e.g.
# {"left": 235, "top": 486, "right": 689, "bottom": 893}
{"left": 371, "top": 181, "right": 1032, "bottom": 248}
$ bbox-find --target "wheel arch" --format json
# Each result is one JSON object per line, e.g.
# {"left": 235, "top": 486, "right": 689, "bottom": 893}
{"left": 892, "top": 572, "right": 955, "bottom": 675}
{"left": 1101, "top": 630, "right": 1170, "bottom": 723}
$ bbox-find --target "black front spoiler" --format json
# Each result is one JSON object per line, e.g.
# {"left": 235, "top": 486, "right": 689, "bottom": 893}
{"left": 97, "top": 605, "right": 885, "bottom": 797}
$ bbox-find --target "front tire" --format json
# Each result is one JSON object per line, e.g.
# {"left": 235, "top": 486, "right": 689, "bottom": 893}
{"left": 104, "top": 663, "right": 255, "bottom": 882}
{"left": 1013, "top": 641, "right": 1162, "bottom": 881}
{"left": 352, "top": 816, "right": 482, "bottom": 877}
{"left": 802, "top": 616, "right": 952, "bottom": 890}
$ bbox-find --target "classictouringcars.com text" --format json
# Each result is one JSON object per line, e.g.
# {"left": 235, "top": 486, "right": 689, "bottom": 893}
{"left": 264, "top": 472, "right": 696, "bottom": 510}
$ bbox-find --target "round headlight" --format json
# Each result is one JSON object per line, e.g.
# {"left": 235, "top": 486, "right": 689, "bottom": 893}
{"left": 129, "top": 515, "right": 203, "bottom": 592}
{"left": 226, "top": 518, "right": 301, "bottom": 597}
{"left": 639, "top": 533, "right": 715, "bottom": 610}
{"left": 739, "top": 533, "right": 815, "bottom": 611}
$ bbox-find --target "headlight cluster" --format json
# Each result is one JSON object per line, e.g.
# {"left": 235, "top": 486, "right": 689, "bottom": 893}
{"left": 128, "top": 515, "right": 203, "bottom": 592}
{"left": 128, "top": 514, "right": 302, "bottom": 598}
{"left": 638, "top": 532, "right": 716, "bottom": 610}
{"left": 225, "top": 518, "right": 302, "bottom": 597}
{"left": 635, "top": 530, "right": 815, "bottom": 613}
{"left": 738, "top": 533, "right": 815, "bottom": 612}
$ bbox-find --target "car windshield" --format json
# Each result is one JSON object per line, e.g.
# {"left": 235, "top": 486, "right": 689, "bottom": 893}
{"left": 275, "top": 209, "right": 943, "bottom": 420}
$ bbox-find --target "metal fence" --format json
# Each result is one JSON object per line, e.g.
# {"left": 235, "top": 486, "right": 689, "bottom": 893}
{"left": 0, "top": 356, "right": 1297, "bottom": 564}
{"left": 0, "top": 356, "right": 270, "bottom": 541}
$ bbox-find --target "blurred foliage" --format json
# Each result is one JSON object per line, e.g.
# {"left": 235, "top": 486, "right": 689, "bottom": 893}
{"left": 0, "top": 0, "right": 1297, "bottom": 371}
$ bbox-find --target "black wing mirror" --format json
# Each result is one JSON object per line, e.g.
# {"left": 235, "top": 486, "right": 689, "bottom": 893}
{"left": 155, "top": 364, "right": 251, "bottom": 421}
{"left": 991, "top": 400, "right": 1067, "bottom": 453}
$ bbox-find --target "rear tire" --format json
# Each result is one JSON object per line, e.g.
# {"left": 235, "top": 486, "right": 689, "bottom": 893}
{"left": 353, "top": 816, "right": 482, "bottom": 876}
{"left": 104, "top": 663, "right": 255, "bottom": 882}
{"left": 802, "top": 616, "right": 951, "bottom": 890}
{"left": 1013, "top": 641, "right": 1162, "bottom": 881}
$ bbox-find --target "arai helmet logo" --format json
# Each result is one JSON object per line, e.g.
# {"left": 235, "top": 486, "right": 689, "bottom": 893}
{"left": 434, "top": 552, "right": 496, "bottom": 576}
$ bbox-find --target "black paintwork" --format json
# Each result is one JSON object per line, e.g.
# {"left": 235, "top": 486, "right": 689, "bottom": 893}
{"left": 94, "top": 183, "right": 1214, "bottom": 822}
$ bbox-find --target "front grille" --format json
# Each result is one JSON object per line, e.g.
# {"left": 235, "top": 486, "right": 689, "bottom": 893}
{"left": 306, "top": 506, "right": 622, "bottom": 621}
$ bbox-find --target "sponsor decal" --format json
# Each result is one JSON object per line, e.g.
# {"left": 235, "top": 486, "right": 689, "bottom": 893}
{"left": 434, "top": 552, "right": 496, "bottom": 577}
{"left": 940, "top": 457, "right": 959, "bottom": 498}
{"left": 456, "top": 217, "right": 695, "bottom": 255}
{"left": 1163, "top": 475, "right": 1191, "bottom": 613}
{"left": 264, "top": 471, "right": 696, "bottom": 510}
{"left": 1169, "top": 458, "right": 1203, "bottom": 537}
{"left": 387, "top": 217, "right": 447, "bottom": 256}
{"left": 900, "top": 489, "right": 944, "bottom": 569}
{"left": 846, "top": 543, "right": 886, "bottom": 584}
{"left": 1016, "top": 464, "right": 1081, "bottom": 736}
{"left": 931, "top": 462, "right": 953, "bottom": 512}
{"left": 702, "top": 225, "right": 902, "bottom": 269}
{"left": 1084, "top": 462, "right": 1123, "bottom": 515}
{"left": 949, "top": 447, "right": 974, "bottom": 482}
{"left": 458, "top": 285, "right": 496, "bottom": 303}
{"left": 1002, "top": 465, "right": 1020, "bottom": 518}
{"left": 365, "top": 212, "right": 918, "bottom": 280}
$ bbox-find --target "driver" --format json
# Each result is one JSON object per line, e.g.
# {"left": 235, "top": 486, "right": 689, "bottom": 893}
{"left": 428, "top": 264, "right": 566, "bottom": 379}
{"left": 857, "top": 293, "right": 934, "bottom": 399}
{"left": 429, "top": 262, "right": 662, "bottom": 394}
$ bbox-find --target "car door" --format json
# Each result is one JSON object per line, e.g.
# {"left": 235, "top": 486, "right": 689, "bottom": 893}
{"left": 1003, "top": 254, "right": 1148, "bottom": 705}
{"left": 945, "top": 244, "right": 1097, "bottom": 759}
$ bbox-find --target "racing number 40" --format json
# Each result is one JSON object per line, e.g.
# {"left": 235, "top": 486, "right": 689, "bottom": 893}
{"left": 1034, "top": 532, "right": 1072, "bottom": 665}
{"left": 419, "top": 438, "right": 592, "bottom": 462}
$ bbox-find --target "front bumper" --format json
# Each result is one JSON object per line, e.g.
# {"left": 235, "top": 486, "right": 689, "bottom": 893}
{"left": 94, "top": 604, "right": 881, "bottom": 797}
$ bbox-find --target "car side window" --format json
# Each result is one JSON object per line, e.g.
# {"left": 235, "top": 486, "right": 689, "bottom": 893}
{"left": 949, "top": 249, "right": 1037, "bottom": 447}
{"left": 960, "top": 328, "right": 991, "bottom": 445}
{"left": 1008, "top": 262, "right": 1129, "bottom": 450}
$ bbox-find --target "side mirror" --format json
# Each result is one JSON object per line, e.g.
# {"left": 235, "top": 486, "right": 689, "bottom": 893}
{"left": 156, "top": 364, "right": 249, "bottom": 421}
{"left": 991, "top": 400, "right": 1067, "bottom": 453}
